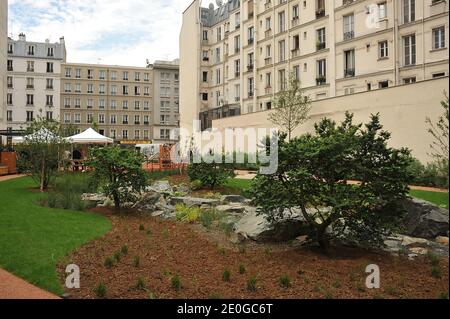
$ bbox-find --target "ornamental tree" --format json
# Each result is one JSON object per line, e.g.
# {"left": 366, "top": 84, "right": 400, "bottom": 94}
{"left": 250, "top": 113, "right": 413, "bottom": 249}
{"left": 88, "top": 146, "right": 147, "bottom": 212}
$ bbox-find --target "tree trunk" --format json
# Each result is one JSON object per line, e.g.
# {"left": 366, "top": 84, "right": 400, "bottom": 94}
{"left": 316, "top": 226, "right": 330, "bottom": 251}
{"left": 113, "top": 193, "right": 121, "bottom": 213}
{"left": 40, "top": 159, "right": 46, "bottom": 192}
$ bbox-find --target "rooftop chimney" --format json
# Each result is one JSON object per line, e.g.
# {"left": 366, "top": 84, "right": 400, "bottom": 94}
{"left": 60, "top": 36, "right": 65, "bottom": 44}
{"left": 18, "top": 33, "right": 26, "bottom": 41}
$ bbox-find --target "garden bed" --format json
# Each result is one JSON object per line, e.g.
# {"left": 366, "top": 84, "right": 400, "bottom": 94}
{"left": 58, "top": 207, "right": 449, "bottom": 299}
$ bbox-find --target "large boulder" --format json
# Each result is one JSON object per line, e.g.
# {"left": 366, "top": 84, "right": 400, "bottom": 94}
{"left": 216, "top": 204, "right": 246, "bottom": 214}
{"left": 402, "top": 198, "right": 449, "bottom": 239}
{"left": 169, "top": 196, "right": 220, "bottom": 207}
{"left": 234, "top": 207, "right": 308, "bottom": 242}
{"left": 221, "top": 195, "right": 247, "bottom": 204}
{"left": 147, "top": 181, "right": 173, "bottom": 194}
{"left": 132, "top": 191, "right": 163, "bottom": 211}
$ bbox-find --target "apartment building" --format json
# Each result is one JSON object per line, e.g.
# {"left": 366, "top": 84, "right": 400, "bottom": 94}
{"left": 5, "top": 33, "right": 66, "bottom": 130}
{"left": 0, "top": 0, "right": 8, "bottom": 138}
{"left": 180, "top": 0, "right": 449, "bottom": 132}
{"left": 60, "top": 60, "right": 179, "bottom": 144}
{"left": 151, "top": 59, "right": 180, "bottom": 143}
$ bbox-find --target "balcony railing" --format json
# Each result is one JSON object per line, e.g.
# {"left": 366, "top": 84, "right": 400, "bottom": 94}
{"left": 247, "top": 64, "right": 254, "bottom": 71}
{"left": 316, "top": 8, "right": 325, "bottom": 19}
{"left": 344, "top": 31, "right": 354, "bottom": 41}
{"left": 248, "top": 38, "right": 254, "bottom": 45}
{"left": 291, "top": 17, "right": 299, "bottom": 27}
{"left": 235, "top": 72, "right": 240, "bottom": 78}
{"left": 291, "top": 48, "right": 300, "bottom": 58}
{"left": 265, "top": 29, "right": 272, "bottom": 38}
{"left": 265, "top": 87, "right": 272, "bottom": 94}
{"left": 7, "top": 67, "right": 13, "bottom": 71}
{"left": 26, "top": 85, "right": 34, "bottom": 89}
{"left": 265, "top": 57, "right": 272, "bottom": 66}
{"left": 248, "top": 91, "right": 254, "bottom": 98}
{"left": 316, "top": 76, "right": 327, "bottom": 86}
{"left": 344, "top": 68, "right": 355, "bottom": 77}
{"left": 316, "top": 42, "right": 326, "bottom": 51}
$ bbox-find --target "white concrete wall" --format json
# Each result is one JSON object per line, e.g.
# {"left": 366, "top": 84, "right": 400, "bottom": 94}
{"left": 0, "top": 0, "right": 7, "bottom": 127}
{"left": 212, "top": 77, "right": 449, "bottom": 164}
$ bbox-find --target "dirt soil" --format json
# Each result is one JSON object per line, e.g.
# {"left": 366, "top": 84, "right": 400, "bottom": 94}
{"left": 58, "top": 208, "right": 449, "bottom": 299}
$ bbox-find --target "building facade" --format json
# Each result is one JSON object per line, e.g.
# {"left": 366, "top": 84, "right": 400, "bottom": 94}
{"left": 180, "top": 0, "right": 449, "bottom": 133}
{"left": 5, "top": 33, "right": 66, "bottom": 130}
{"left": 60, "top": 60, "right": 179, "bottom": 144}
{"left": 0, "top": 0, "right": 8, "bottom": 136}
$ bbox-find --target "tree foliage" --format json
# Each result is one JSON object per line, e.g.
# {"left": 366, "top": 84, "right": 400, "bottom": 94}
{"left": 16, "top": 117, "right": 68, "bottom": 192}
{"left": 88, "top": 146, "right": 147, "bottom": 212}
{"left": 188, "top": 151, "right": 235, "bottom": 189}
{"left": 268, "top": 73, "right": 312, "bottom": 141}
{"left": 426, "top": 93, "right": 449, "bottom": 161}
{"left": 250, "top": 113, "right": 413, "bottom": 249}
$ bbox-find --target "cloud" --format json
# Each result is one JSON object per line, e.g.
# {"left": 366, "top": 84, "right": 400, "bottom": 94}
{"left": 7, "top": 0, "right": 214, "bottom": 66}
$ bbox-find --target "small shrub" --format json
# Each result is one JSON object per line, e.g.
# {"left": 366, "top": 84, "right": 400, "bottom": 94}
{"left": 93, "top": 282, "right": 107, "bottom": 298}
{"left": 428, "top": 253, "right": 440, "bottom": 267}
{"left": 146, "top": 229, "right": 152, "bottom": 236}
{"left": 104, "top": 257, "right": 114, "bottom": 269}
{"left": 171, "top": 274, "right": 182, "bottom": 291}
{"left": 279, "top": 275, "right": 292, "bottom": 288}
{"left": 188, "top": 159, "right": 235, "bottom": 190}
{"left": 222, "top": 269, "right": 231, "bottom": 282}
{"left": 133, "top": 256, "right": 140, "bottom": 268}
{"left": 204, "top": 192, "right": 221, "bottom": 200}
{"left": 190, "top": 179, "right": 203, "bottom": 190}
{"left": 247, "top": 277, "right": 257, "bottom": 292}
{"left": 324, "top": 291, "right": 334, "bottom": 299}
{"left": 139, "top": 224, "right": 145, "bottom": 231}
{"left": 218, "top": 247, "right": 226, "bottom": 256}
{"left": 175, "top": 204, "right": 201, "bottom": 223}
{"left": 113, "top": 251, "right": 121, "bottom": 262}
{"left": 219, "top": 221, "right": 234, "bottom": 236}
{"left": 121, "top": 245, "right": 128, "bottom": 255}
{"left": 162, "top": 228, "right": 169, "bottom": 239}
{"left": 209, "top": 293, "right": 223, "bottom": 299}
{"left": 431, "top": 266, "right": 442, "bottom": 279}
{"left": 148, "top": 292, "right": 157, "bottom": 299}
{"left": 238, "top": 245, "right": 246, "bottom": 254}
{"left": 135, "top": 277, "right": 146, "bottom": 290}
{"left": 332, "top": 281, "right": 342, "bottom": 289}
{"left": 239, "top": 264, "right": 246, "bottom": 275}
{"left": 438, "top": 292, "right": 449, "bottom": 299}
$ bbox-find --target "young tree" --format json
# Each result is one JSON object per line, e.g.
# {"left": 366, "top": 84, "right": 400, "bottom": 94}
{"left": 268, "top": 73, "right": 312, "bottom": 141}
{"left": 188, "top": 150, "right": 235, "bottom": 189}
{"left": 16, "top": 116, "right": 67, "bottom": 192}
{"left": 88, "top": 146, "right": 147, "bottom": 212}
{"left": 250, "top": 113, "right": 413, "bottom": 249}
{"left": 426, "top": 93, "right": 449, "bottom": 161}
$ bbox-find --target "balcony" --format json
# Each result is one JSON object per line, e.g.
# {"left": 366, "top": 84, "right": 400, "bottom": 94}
{"left": 265, "top": 87, "right": 272, "bottom": 95}
{"left": 123, "top": 121, "right": 129, "bottom": 125}
{"left": 46, "top": 86, "right": 54, "bottom": 90}
{"left": 316, "top": 8, "right": 325, "bottom": 19}
{"left": 316, "top": 76, "right": 327, "bottom": 86}
{"left": 343, "top": 31, "right": 354, "bottom": 41}
{"left": 135, "top": 122, "right": 140, "bottom": 125}
{"left": 247, "top": 64, "right": 254, "bottom": 72}
{"left": 291, "top": 48, "right": 300, "bottom": 58}
{"left": 26, "top": 85, "right": 34, "bottom": 89}
{"left": 248, "top": 38, "right": 254, "bottom": 45}
{"left": 265, "top": 57, "right": 273, "bottom": 66}
{"left": 265, "top": 29, "right": 272, "bottom": 38}
{"left": 7, "top": 66, "right": 13, "bottom": 71}
{"left": 7, "top": 84, "right": 13, "bottom": 89}
{"left": 248, "top": 91, "right": 254, "bottom": 98}
{"left": 202, "top": 57, "right": 209, "bottom": 62}
{"left": 144, "top": 121, "right": 150, "bottom": 125}
{"left": 344, "top": 68, "right": 355, "bottom": 77}
{"left": 235, "top": 72, "right": 240, "bottom": 78}
{"left": 316, "top": 42, "right": 326, "bottom": 51}
{"left": 27, "top": 68, "right": 34, "bottom": 72}
{"left": 291, "top": 17, "right": 299, "bottom": 27}
{"left": 235, "top": 47, "right": 240, "bottom": 54}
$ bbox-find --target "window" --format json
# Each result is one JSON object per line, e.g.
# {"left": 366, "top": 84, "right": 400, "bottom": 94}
{"left": 292, "top": 35, "right": 300, "bottom": 51}
{"left": 122, "top": 100, "right": 128, "bottom": 109}
{"left": 265, "top": 72, "right": 272, "bottom": 89}
{"left": 99, "top": 84, "right": 105, "bottom": 94}
{"left": 143, "top": 130, "right": 149, "bottom": 139}
{"left": 215, "top": 48, "right": 221, "bottom": 63}
{"left": 26, "top": 94, "right": 34, "bottom": 105}
{"left": 74, "top": 114, "right": 81, "bottom": 124}
{"left": 99, "top": 99, "right": 105, "bottom": 109}
{"left": 87, "top": 69, "right": 94, "bottom": 79}
{"left": 235, "top": 12, "right": 240, "bottom": 28}
{"left": 123, "top": 71, "right": 129, "bottom": 80}
{"left": 343, "top": 14, "right": 355, "bottom": 40}
{"left": 26, "top": 77, "right": 34, "bottom": 89}
{"left": 316, "top": 28, "right": 326, "bottom": 50}
{"left": 123, "top": 115, "right": 129, "bottom": 124}
{"left": 99, "top": 114, "right": 105, "bottom": 124}
{"left": 99, "top": 70, "right": 106, "bottom": 80}
{"left": 247, "top": 53, "right": 254, "bottom": 69}
{"left": 111, "top": 85, "right": 117, "bottom": 95}
{"left": 160, "top": 115, "right": 170, "bottom": 125}
{"left": 87, "top": 99, "right": 94, "bottom": 109}
{"left": 46, "top": 62, "right": 54, "bottom": 73}
{"left": 87, "top": 84, "right": 94, "bottom": 94}
{"left": 65, "top": 68, "right": 72, "bottom": 77}
{"left": 26, "top": 111, "right": 34, "bottom": 122}
{"left": 432, "top": 72, "right": 446, "bottom": 78}
{"left": 134, "top": 115, "right": 140, "bottom": 125}
{"left": 7, "top": 93, "right": 13, "bottom": 105}
{"left": 203, "top": 71, "right": 208, "bottom": 82}
{"left": 110, "top": 115, "right": 117, "bottom": 124}
{"left": 27, "top": 45, "right": 35, "bottom": 56}
{"left": 75, "top": 83, "right": 81, "bottom": 93}
{"left": 293, "top": 65, "right": 300, "bottom": 81}
{"left": 110, "top": 100, "right": 117, "bottom": 110}
{"left": 64, "top": 113, "right": 71, "bottom": 124}
{"left": 344, "top": 49, "right": 355, "bottom": 77}
{"left": 278, "top": 40, "right": 286, "bottom": 62}
{"left": 110, "top": 129, "right": 117, "bottom": 139}
{"left": 144, "top": 115, "right": 150, "bottom": 125}
{"left": 265, "top": 17, "right": 272, "bottom": 31}
{"left": 144, "top": 73, "right": 150, "bottom": 81}
{"left": 7, "top": 76, "right": 13, "bottom": 88}
{"left": 216, "top": 69, "right": 221, "bottom": 85}
{"left": 316, "top": 59, "right": 326, "bottom": 85}
{"left": 144, "top": 87, "right": 150, "bottom": 96}
{"left": 378, "top": 2, "right": 387, "bottom": 20}
{"left": 64, "top": 98, "right": 71, "bottom": 108}
{"left": 160, "top": 129, "right": 170, "bottom": 140}
{"left": 234, "top": 60, "right": 240, "bottom": 76}
{"left": 75, "top": 98, "right": 81, "bottom": 108}
{"left": 135, "top": 72, "right": 140, "bottom": 81}
{"left": 144, "top": 101, "right": 150, "bottom": 111}
{"left": 248, "top": 27, "right": 254, "bottom": 44}
{"left": 278, "top": 11, "right": 285, "bottom": 33}
{"left": 111, "top": 71, "right": 117, "bottom": 80}
{"left": 202, "top": 30, "right": 208, "bottom": 41}
{"left": 235, "top": 84, "right": 240, "bottom": 101}
{"left": 292, "top": 5, "right": 299, "bottom": 20}
{"left": 7, "top": 60, "right": 13, "bottom": 71}
{"left": 8, "top": 43, "right": 13, "bottom": 54}
{"left": 87, "top": 114, "right": 93, "bottom": 124}
{"left": 135, "top": 101, "right": 140, "bottom": 110}
{"left": 46, "top": 78, "right": 54, "bottom": 90}
{"left": 134, "top": 86, "right": 141, "bottom": 95}
{"left": 135, "top": 130, "right": 140, "bottom": 139}
{"left": 7, "top": 110, "right": 13, "bottom": 122}
{"left": 432, "top": 27, "right": 445, "bottom": 50}
{"left": 75, "top": 68, "right": 81, "bottom": 78}
{"left": 160, "top": 101, "right": 171, "bottom": 112}
{"left": 46, "top": 95, "right": 53, "bottom": 106}
{"left": 403, "top": 0, "right": 415, "bottom": 24}
{"left": 47, "top": 47, "right": 54, "bottom": 57}
{"left": 379, "top": 80, "right": 389, "bottom": 89}
{"left": 234, "top": 35, "right": 240, "bottom": 52}
{"left": 122, "top": 130, "right": 129, "bottom": 140}
{"left": 403, "top": 77, "right": 416, "bottom": 84}
{"left": 278, "top": 69, "right": 286, "bottom": 91}
{"left": 248, "top": 77, "right": 254, "bottom": 97}
{"left": 217, "top": 27, "right": 222, "bottom": 42}
{"left": 27, "top": 61, "right": 34, "bottom": 72}
{"left": 404, "top": 34, "right": 416, "bottom": 66}
{"left": 379, "top": 41, "right": 389, "bottom": 58}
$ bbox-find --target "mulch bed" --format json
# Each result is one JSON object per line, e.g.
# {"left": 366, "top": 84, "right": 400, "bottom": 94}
{"left": 58, "top": 208, "right": 449, "bottom": 299}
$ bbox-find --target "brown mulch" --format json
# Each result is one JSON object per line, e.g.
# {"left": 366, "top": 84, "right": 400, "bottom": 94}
{"left": 58, "top": 208, "right": 449, "bottom": 299}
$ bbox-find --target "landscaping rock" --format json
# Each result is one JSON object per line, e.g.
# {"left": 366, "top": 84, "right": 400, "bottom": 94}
{"left": 221, "top": 195, "right": 246, "bottom": 204}
{"left": 436, "top": 236, "right": 449, "bottom": 246}
{"left": 409, "top": 247, "right": 429, "bottom": 255}
{"left": 169, "top": 196, "right": 220, "bottom": 207}
{"left": 400, "top": 235, "right": 430, "bottom": 247}
{"left": 148, "top": 181, "right": 173, "bottom": 194}
{"left": 234, "top": 208, "right": 307, "bottom": 242}
{"left": 402, "top": 198, "right": 449, "bottom": 240}
{"left": 216, "top": 204, "right": 246, "bottom": 214}
{"left": 173, "top": 184, "right": 191, "bottom": 195}
{"left": 81, "top": 193, "right": 107, "bottom": 202}
{"left": 132, "top": 191, "right": 163, "bottom": 211}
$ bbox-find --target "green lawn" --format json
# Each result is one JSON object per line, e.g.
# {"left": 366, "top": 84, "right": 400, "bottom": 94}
{"left": 0, "top": 177, "right": 111, "bottom": 295}
{"left": 409, "top": 189, "right": 449, "bottom": 209}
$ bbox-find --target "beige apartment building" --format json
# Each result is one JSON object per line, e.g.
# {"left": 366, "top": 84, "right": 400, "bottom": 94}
{"left": 0, "top": 0, "right": 7, "bottom": 138}
{"left": 60, "top": 60, "right": 179, "bottom": 144}
{"left": 180, "top": 0, "right": 449, "bottom": 133}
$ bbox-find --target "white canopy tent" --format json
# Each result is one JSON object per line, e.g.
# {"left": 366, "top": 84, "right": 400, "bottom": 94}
{"left": 66, "top": 128, "right": 113, "bottom": 145}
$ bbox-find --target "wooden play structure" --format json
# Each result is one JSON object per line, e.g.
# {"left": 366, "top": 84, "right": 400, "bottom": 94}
{"left": 0, "top": 151, "right": 17, "bottom": 176}
{"left": 142, "top": 144, "right": 186, "bottom": 172}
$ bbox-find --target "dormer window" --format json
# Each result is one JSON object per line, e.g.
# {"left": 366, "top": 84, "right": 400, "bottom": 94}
{"left": 47, "top": 47, "right": 54, "bottom": 57}
{"left": 27, "top": 45, "right": 35, "bottom": 56}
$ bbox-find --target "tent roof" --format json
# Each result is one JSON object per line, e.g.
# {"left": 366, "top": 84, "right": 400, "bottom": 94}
{"left": 66, "top": 128, "right": 113, "bottom": 144}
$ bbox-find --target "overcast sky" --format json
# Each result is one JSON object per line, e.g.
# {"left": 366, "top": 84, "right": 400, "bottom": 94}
{"left": 8, "top": 0, "right": 217, "bottom": 67}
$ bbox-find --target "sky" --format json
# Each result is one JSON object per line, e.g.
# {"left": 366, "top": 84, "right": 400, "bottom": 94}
{"left": 7, "top": 0, "right": 217, "bottom": 67}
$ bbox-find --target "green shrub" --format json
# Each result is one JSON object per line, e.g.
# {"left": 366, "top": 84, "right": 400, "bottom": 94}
{"left": 247, "top": 277, "right": 257, "bottom": 292}
{"left": 135, "top": 277, "right": 146, "bottom": 290}
{"left": 222, "top": 269, "right": 231, "bottom": 282}
{"left": 93, "top": 282, "right": 107, "bottom": 298}
{"left": 147, "top": 169, "right": 180, "bottom": 182}
{"left": 175, "top": 204, "right": 201, "bottom": 223}
{"left": 104, "top": 257, "right": 114, "bottom": 269}
{"left": 407, "top": 158, "right": 449, "bottom": 189}
{"left": 121, "top": 245, "right": 128, "bottom": 255}
{"left": 188, "top": 155, "right": 235, "bottom": 189}
{"left": 139, "top": 224, "right": 145, "bottom": 231}
{"left": 133, "top": 256, "right": 140, "bottom": 268}
{"left": 438, "top": 292, "right": 449, "bottom": 299}
{"left": 279, "top": 275, "right": 292, "bottom": 288}
{"left": 190, "top": 179, "right": 203, "bottom": 190}
{"left": 113, "top": 251, "right": 121, "bottom": 262}
{"left": 209, "top": 293, "right": 223, "bottom": 299}
{"left": 239, "top": 264, "right": 246, "bottom": 275}
{"left": 431, "top": 266, "right": 442, "bottom": 279}
{"left": 171, "top": 274, "right": 182, "bottom": 291}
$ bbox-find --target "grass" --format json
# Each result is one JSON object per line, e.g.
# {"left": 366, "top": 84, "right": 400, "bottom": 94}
{"left": 224, "top": 178, "right": 252, "bottom": 197}
{"left": 409, "top": 189, "right": 449, "bottom": 209}
{"left": 0, "top": 177, "right": 111, "bottom": 295}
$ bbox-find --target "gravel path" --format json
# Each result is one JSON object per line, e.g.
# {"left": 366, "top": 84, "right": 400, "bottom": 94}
{"left": 0, "top": 269, "right": 60, "bottom": 299}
